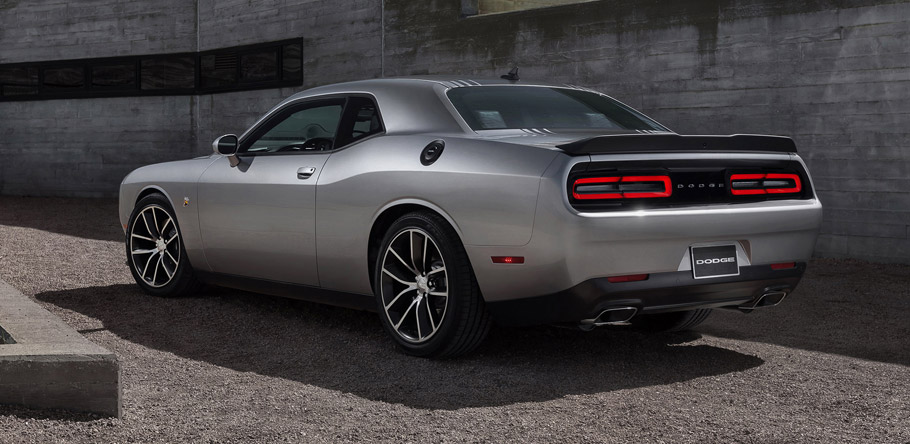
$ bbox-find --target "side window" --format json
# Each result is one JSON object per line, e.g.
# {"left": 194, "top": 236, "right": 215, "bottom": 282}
{"left": 243, "top": 101, "right": 344, "bottom": 153}
{"left": 336, "top": 96, "right": 383, "bottom": 148}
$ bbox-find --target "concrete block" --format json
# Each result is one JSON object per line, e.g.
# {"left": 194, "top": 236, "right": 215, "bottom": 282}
{"left": 0, "top": 280, "right": 120, "bottom": 418}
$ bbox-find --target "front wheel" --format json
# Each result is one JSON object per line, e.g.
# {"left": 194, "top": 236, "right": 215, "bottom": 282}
{"left": 126, "top": 193, "right": 201, "bottom": 297}
{"left": 374, "top": 212, "right": 491, "bottom": 358}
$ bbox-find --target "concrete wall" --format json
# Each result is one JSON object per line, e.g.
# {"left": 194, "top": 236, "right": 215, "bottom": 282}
{"left": 1, "top": 0, "right": 908, "bottom": 263}
{"left": 379, "top": 0, "right": 910, "bottom": 263}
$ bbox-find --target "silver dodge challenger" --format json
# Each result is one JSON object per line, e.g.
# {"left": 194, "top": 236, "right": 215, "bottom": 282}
{"left": 119, "top": 76, "right": 822, "bottom": 357}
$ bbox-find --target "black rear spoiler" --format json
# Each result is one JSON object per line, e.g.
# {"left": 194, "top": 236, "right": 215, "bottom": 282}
{"left": 556, "top": 134, "right": 797, "bottom": 155}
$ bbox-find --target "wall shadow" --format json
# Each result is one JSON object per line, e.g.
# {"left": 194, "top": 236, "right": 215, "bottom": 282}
{"left": 0, "top": 404, "right": 102, "bottom": 422}
{"left": 36, "top": 284, "right": 763, "bottom": 410}
{"left": 700, "top": 258, "right": 910, "bottom": 367}
{"left": 0, "top": 197, "right": 122, "bottom": 242}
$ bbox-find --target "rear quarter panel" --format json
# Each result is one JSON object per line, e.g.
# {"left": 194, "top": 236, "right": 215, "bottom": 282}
{"left": 315, "top": 135, "right": 559, "bottom": 295}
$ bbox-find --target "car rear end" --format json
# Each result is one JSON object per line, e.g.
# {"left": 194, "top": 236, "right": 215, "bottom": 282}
{"left": 440, "top": 81, "right": 822, "bottom": 327}
{"left": 473, "top": 140, "right": 822, "bottom": 326}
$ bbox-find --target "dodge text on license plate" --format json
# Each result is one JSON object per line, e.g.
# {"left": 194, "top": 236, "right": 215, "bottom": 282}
{"left": 691, "top": 245, "right": 739, "bottom": 279}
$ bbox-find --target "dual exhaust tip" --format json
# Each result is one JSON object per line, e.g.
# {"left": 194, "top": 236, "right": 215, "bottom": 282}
{"left": 578, "top": 288, "right": 790, "bottom": 329}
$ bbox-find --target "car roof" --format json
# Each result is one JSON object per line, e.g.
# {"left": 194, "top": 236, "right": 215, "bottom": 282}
{"left": 243, "top": 77, "right": 604, "bottom": 139}
{"left": 284, "top": 76, "right": 594, "bottom": 102}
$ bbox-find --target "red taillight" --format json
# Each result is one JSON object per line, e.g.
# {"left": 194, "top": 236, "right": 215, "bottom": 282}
{"left": 606, "top": 274, "right": 649, "bottom": 283}
{"left": 771, "top": 262, "right": 796, "bottom": 270}
{"left": 573, "top": 176, "right": 622, "bottom": 199}
{"left": 572, "top": 175, "right": 672, "bottom": 200}
{"left": 730, "top": 173, "right": 801, "bottom": 195}
{"left": 491, "top": 256, "right": 524, "bottom": 264}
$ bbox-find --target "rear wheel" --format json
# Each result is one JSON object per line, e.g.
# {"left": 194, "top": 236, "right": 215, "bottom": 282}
{"left": 374, "top": 212, "right": 491, "bottom": 358}
{"left": 631, "top": 309, "right": 712, "bottom": 332}
{"left": 126, "top": 193, "right": 201, "bottom": 297}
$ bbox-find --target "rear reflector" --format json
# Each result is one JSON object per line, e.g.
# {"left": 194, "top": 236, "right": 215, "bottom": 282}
{"left": 770, "top": 262, "right": 796, "bottom": 270}
{"left": 730, "top": 173, "right": 801, "bottom": 195}
{"left": 491, "top": 256, "right": 524, "bottom": 264}
{"left": 606, "top": 274, "right": 649, "bottom": 283}
{"left": 573, "top": 175, "right": 672, "bottom": 200}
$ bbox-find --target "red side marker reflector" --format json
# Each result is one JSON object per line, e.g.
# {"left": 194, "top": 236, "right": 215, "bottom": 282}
{"left": 771, "top": 262, "right": 796, "bottom": 270}
{"left": 607, "top": 274, "right": 649, "bottom": 283}
{"left": 492, "top": 256, "right": 524, "bottom": 264}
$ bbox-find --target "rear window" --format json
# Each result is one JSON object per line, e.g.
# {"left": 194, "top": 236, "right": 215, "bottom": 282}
{"left": 447, "top": 86, "right": 667, "bottom": 132}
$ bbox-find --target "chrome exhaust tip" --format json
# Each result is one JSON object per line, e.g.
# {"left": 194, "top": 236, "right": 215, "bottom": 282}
{"left": 740, "top": 290, "right": 788, "bottom": 311}
{"left": 579, "top": 307, "right": 638, "bottom": 329}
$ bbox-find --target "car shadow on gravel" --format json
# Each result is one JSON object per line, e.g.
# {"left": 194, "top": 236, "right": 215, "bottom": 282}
{"left": 698, "top": 258, "right": 910, "bottom": 367}
{"left": 0, "top": 197, "right": 122, "bottom": 242}
{"left": 36, "top": 284, "right": 764, "bottom": 410}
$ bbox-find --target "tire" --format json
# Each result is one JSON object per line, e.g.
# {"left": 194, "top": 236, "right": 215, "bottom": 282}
{"left": 126, "top": 193, "right": 201, "bottom": 297}
{"left": 631, "top": 309, "right": 712, "bottom": 333}
{"left": 374, "top": 212, "right": 491, "bottom": 358}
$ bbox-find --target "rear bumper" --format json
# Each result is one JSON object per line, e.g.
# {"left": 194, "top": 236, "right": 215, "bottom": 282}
{"left": 486, "top": 263, "right": 805, "bottom": 326}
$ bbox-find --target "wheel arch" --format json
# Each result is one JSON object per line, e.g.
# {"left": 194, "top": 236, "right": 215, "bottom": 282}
{"left": 135, "top": 185, "right": 175, "bottom": 209}
{"left": 367, "top": 200, "right": 469, "bottom": 291}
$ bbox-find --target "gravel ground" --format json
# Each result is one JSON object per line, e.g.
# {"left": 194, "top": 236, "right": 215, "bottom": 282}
{"left": 0, "top": 196, "right": 908, "bottom": 443}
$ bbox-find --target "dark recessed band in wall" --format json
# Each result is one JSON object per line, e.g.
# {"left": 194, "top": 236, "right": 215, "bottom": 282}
{"left": 0, "top": 38, "right": 303, "bottom": 102}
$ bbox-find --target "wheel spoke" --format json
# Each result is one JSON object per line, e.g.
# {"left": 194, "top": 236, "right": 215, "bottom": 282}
{"left": 420, "top": 232, "right": 428, "bottom": 274}
{"left": 394, "top": 298, "right": 419, "bottom": 330}
{"left": 141, "top": 212, "right": 155, "bottom": 238}
{"left": 165, "top": 250, "right": 179, "bottom": 266}
{"left": 132, "top": 248, "right": 158, "bottom": 255}
{"left": 409, "top": 230, "right": 423, "bottom": 275}
{"left": 385, "top": 286, "right": 416, "bottom": 310}
{"left": 424, "top": 297, "right": 436, "bottom": 332}
{"left": 382, "top": 268, "right": 415, "bottom": 286}
{"left": 152, "top": 254, "right": 162, "bottom": 284}
{"left": 415, "top": 299, "right": 423, "bottom": 340}
{"left": 389, "top": 247, "right": 418, "bottom": 276}
{"left": 166, "top": 232, "right": 178, "bottom": 245}
{"left": 161, "top": 255, "right": 175, "bottom": 279}
{"left": 152, "top": 208, "right": 159, "bottom": 237}
{"left": 131, "top": 233, "right": 155, "bottom": 242}
{"left": 161, "top": 217, "right": 172, "bottom": 234}
{"left": 141, "top": 252, "right": 156, "bottom": 279}
{"left": 429, "top": 291, "right": 447, "bottom": 297}
{"left": 427, "top": 266, "right": 445, "bottom": 276}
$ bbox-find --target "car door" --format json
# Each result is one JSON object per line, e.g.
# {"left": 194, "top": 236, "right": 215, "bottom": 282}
{"left": 196, "top": 98, "right": 345, "bottom": 286}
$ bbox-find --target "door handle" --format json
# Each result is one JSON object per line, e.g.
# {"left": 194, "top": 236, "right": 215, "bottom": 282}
{"left": 297, "top": 167, "right": 317, "bottom": 179}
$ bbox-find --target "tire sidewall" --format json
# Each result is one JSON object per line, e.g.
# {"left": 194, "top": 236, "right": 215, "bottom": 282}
{"left": 374, "top": 213, "right": 470, "bottom": 357}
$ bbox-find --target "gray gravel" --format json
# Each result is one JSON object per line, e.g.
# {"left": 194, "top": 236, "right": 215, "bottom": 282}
{"left": 0, "top": 196, "right": 908, "bottom": 443}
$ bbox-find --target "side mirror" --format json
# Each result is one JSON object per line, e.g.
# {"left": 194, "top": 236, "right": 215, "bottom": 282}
{"left": 212, "top": 134, "right": 240, "bottom": 167}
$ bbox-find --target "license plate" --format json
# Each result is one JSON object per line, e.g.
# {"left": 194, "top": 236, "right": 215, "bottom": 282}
{"left": 691, "top": 245, "right": 739, "bottom": 279}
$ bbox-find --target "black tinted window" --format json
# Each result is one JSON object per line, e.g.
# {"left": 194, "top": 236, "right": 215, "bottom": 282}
{"left": 282, "top": 43, "right": 302, "bottom": 81}
{"left": 0, "top": 66, "right": 38, "bottom": 96}
{"left": 447, "top": 86, "right": 666, "bottom": 131}
{"left": 140, "top": 56, "right": 195, "bottom": 90}
{"left": 200, "top": 53, "right": 238, "bottom": 89}
{"left": 43, "top": 66, "right": 85, "bottom": 91}
{"left": 240, "top": 49, "right": 278, "bottom": 82}
{"left": 244, "top": 101, "right": 344, "bottom": 153}
{"left": 92, "top": 63, "right": 136, "bottom": 89}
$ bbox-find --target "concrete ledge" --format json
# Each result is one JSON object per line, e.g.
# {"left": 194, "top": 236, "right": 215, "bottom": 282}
{"left": 0, "top": 280, "right": 120, "bottom": 418}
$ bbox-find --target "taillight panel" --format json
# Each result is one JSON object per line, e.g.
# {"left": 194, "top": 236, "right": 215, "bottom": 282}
{"left": 572, "top": 175, "right": 672, "bottom": 200}
{"left": 567, "top": 159, "right": 812, "bottom": 211}
{"left": 730, "top": 173, "right": 801, "bottom": 195}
